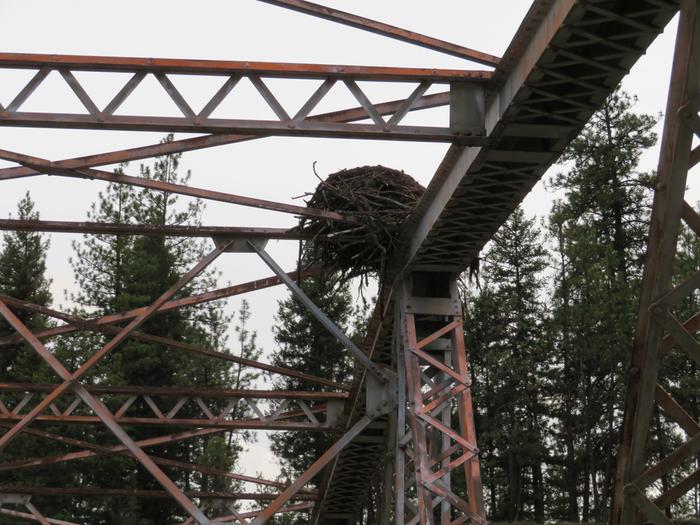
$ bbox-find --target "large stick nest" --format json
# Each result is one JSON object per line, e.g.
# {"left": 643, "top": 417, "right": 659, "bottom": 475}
{"left": 299, "top": 165, "right": 425, "bottom": 281}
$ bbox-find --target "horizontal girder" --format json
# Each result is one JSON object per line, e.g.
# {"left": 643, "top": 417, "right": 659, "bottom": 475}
{"left": 0, "top": 53, "right": 488, "bottom": 142}
{"left": 0, "top": 52, "right": 490, "bottom": 81}
{"left": 0, "top": 219, "right": 311, "bottom": 239}
{"left": 0, "top": 382, "right": 347, "bottom": 399}
{"left": 0, "top": 486, "right": 318, "bottom": 501}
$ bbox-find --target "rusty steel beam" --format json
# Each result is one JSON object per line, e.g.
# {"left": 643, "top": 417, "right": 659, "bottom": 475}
{"left": 0, "top": 269, "right": 319, "bottom": 347}
{"left": 251, "top": 241, "right": 388, "bottom": 381}
{"left": 0, "top": 423, "right": 228, "bottom": 470}
{"left": 0, "top": 112, "right": 472, "bottom": 143}
{"left": 0, "top": 267, "right": 322, "bottom": 340}
{"left": 0, "top": 149, "right": 355, "bottom": 224}
{"left": 0, "top": 413, "right": 333, "bottom": 431}
{"left": 0, "top": 507, "right": 78, "bottom": 525}
{"left": 0, "top": 404, "right": 328, "bottom": 472}
{"left": 0, "top": 91, "right": 449, "bottom": 181}
{"left": 0, "top": 383, "right": 347, "bottom": 400}
{"left": 0, "top": 288, "right": 349, "bottom": 391}
{"left": 0, "top": 244, "right": 234, "bottom": 524}
{"left": 0, "top": 57, "right": 476, "bottom": 141}
{"left": 401, "top": 0, "right": 677, "bottom": 272}
{"left": 0, "top": 423, "right": 317, "bottom": 496}
{"left": 0, "top": 241, "right": 228, "bottom": 451}
{"left": 251, "top": 414, "right": 374, "bottom": 524}
{"left": 0, "top": 52, "right": 490, "bottom": 82}
{"left": 613, "top": 2, "right": 699, "bottom": 524}
{"left": 0, "top": 219, "right": 315, "bottom": 240}
{"left": 256, "top": 0, "right": 501, "bottom": 66}
{"left": 0, "top": 487, "right": 318, "bottom": 501}
{"left": 207, "top": 502, "right": 314, "bottom": 523}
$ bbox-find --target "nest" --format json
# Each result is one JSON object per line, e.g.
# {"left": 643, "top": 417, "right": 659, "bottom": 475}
{"left": 299, "top": 165, "right": 425, "bottom": 281}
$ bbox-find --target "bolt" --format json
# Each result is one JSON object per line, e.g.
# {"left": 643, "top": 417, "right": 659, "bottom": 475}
{"left": 649, "top": 303, "right": 666, "bottom": 318}
{"left": 624, "top": 484, "right": 640, "bottom": 496}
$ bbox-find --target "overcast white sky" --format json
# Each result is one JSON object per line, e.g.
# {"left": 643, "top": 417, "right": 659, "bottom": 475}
{"left": 0, "top": 1, "right": 688, "bottom": 482}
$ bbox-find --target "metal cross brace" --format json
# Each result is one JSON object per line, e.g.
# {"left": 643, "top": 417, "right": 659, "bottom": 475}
{"left": 248, "top": 241, "right": 388, "bottom": 382}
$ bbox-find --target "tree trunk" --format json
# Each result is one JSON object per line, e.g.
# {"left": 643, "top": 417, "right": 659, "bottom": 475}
{"left": 532, "top": 461, "right": 545, "bottom": 522}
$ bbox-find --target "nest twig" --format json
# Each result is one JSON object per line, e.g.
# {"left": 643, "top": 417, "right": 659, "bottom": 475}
{"left": 298, "top": 165, "right": 425, "bottom": 283}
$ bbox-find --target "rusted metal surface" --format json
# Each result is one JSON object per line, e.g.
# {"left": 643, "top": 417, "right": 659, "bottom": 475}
{"left": 0, "top": 244, "right": 233, "bottom": 524}
{"left": 0, "top": 270, "right": 350, "bottom": 393}
{"left": 394, "top": 276, "right": 485, "bottom": 525}
{"left": 0, "top": 268, "right": 323, "bottom": 348}
{"left": 0, "top": 423, "right": 230, "bottom": 470}
{"left": 0, "top": 507, "right": 78, "bottom": 525}
{"left": 204, "top": 502, "right": 314, "bottom": 523}
{"left": 0, "top": 487, "right": 319, "bottom": 501}
{"left": 0, "top": 413, "right": 335, "bottom": 431}
{"left": 0, "top": 91, "right": 449, "bottom": 181}
{"left": 403, "top": 0, "right": 677, "bottom": 271}
{"left": 256, "top": 0, "right": 501, "bottom": 66}
{"left": 0, "top": 52, "right": 490, "bottom": 81}
{"left": 250, "top": 415, "right": 375, "bottom": 524}
{"left": 0, "top": 53, "right": 484, "bottom": 142}
{"left": 0, "top": 148, "right": 356, "bottom": 224}
{"left": 0, "top": 112, "right": 479, "bottom": 143}
{"left": 251, "top": 241, "right": 388, "bottom": 382}
{"left": 0, "top": 423, "right": 319, "bottom": 497}
{"left": 0, "top": 382, "right": 347, "bottom": 399}
{"left": 0, "top": 219, "right": 315, "bottom": 239}
{"left": 313, "top": 1, "right": 681, "bottom": 521}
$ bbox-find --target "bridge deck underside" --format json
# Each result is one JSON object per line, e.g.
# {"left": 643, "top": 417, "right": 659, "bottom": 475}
{"left": 315, "top": 0, "right": 680, "bottom": 521}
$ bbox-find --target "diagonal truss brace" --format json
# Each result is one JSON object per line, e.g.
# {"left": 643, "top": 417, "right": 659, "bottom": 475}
{"left": 251, "top": 414, "right": 378, "bottom": 524}
{"left": 248, "top": 240, "right": 388, "bottom": 382}
{"left": 255, "top": 0, "right": 501, "bottom": 66}
{"left": 0, "top": 148, "right": 355, "bottom": 224}
{"left": 0, "top": 242, "right": 234, "bottom": 525}
{"left": 0, "top": 289, "right": 346, "bottom": 391}
{"left": 0, "top": 495, "right": 76, "bottom": 525}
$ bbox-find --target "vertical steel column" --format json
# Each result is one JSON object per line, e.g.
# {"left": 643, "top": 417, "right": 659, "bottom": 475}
{"left": 394, "top": 318, "right": 408, "bottom": 525}
{"left": 394, "top": 272, "right": 486, "bottom": 524}
{"left": 612, "top": 1, "right": 700, "bottom": 524}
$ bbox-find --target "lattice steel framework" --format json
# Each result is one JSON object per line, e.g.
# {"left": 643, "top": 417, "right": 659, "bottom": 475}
{"left": 392, "top": 276, "right": 484, "bottom": 524}
{"left": 0, "top": 1, "right": 690, "bottom": 524}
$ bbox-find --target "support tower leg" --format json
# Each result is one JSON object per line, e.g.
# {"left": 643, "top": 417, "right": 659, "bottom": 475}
{"left": 613, "top": 1, "right": 700, "bottom": 524}
{"left": 394, "top": 271, "right": 486, "bottom": 524}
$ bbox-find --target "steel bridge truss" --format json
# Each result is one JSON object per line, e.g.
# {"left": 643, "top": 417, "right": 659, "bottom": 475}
{"left": 0, "top": 53, "right": 487, "bottom": 143}
{"left": 0, "top": 0, "right": 691, "bottom": 524}
{"left": 613, "top": 1, "right": 700, "bottom": 524}
{"left": 0, "top": 235, "right": 393, "bottom": 524}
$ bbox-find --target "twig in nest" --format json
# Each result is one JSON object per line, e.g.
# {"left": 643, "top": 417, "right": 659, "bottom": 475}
{"left": 298, "top": 165, "right": 425, "bottom": 283}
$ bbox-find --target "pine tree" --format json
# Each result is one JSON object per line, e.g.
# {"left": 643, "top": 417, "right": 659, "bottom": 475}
{"left": 546, "top": 89, "right": 658, "bottom": 521}
{"left": 68, "top": 137, "right": 244, "bottom": 524}
{"left": 465, "top": 207, "right": 549, "bottom": 521}
{"left": 0, "top": 193, "right": 84, "bottom": 520}
{"left": 0, "top": 192, "right": 53, "bottom": 382}
{"left": 269, "top": 275, "right": 354, "bottom": 484}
